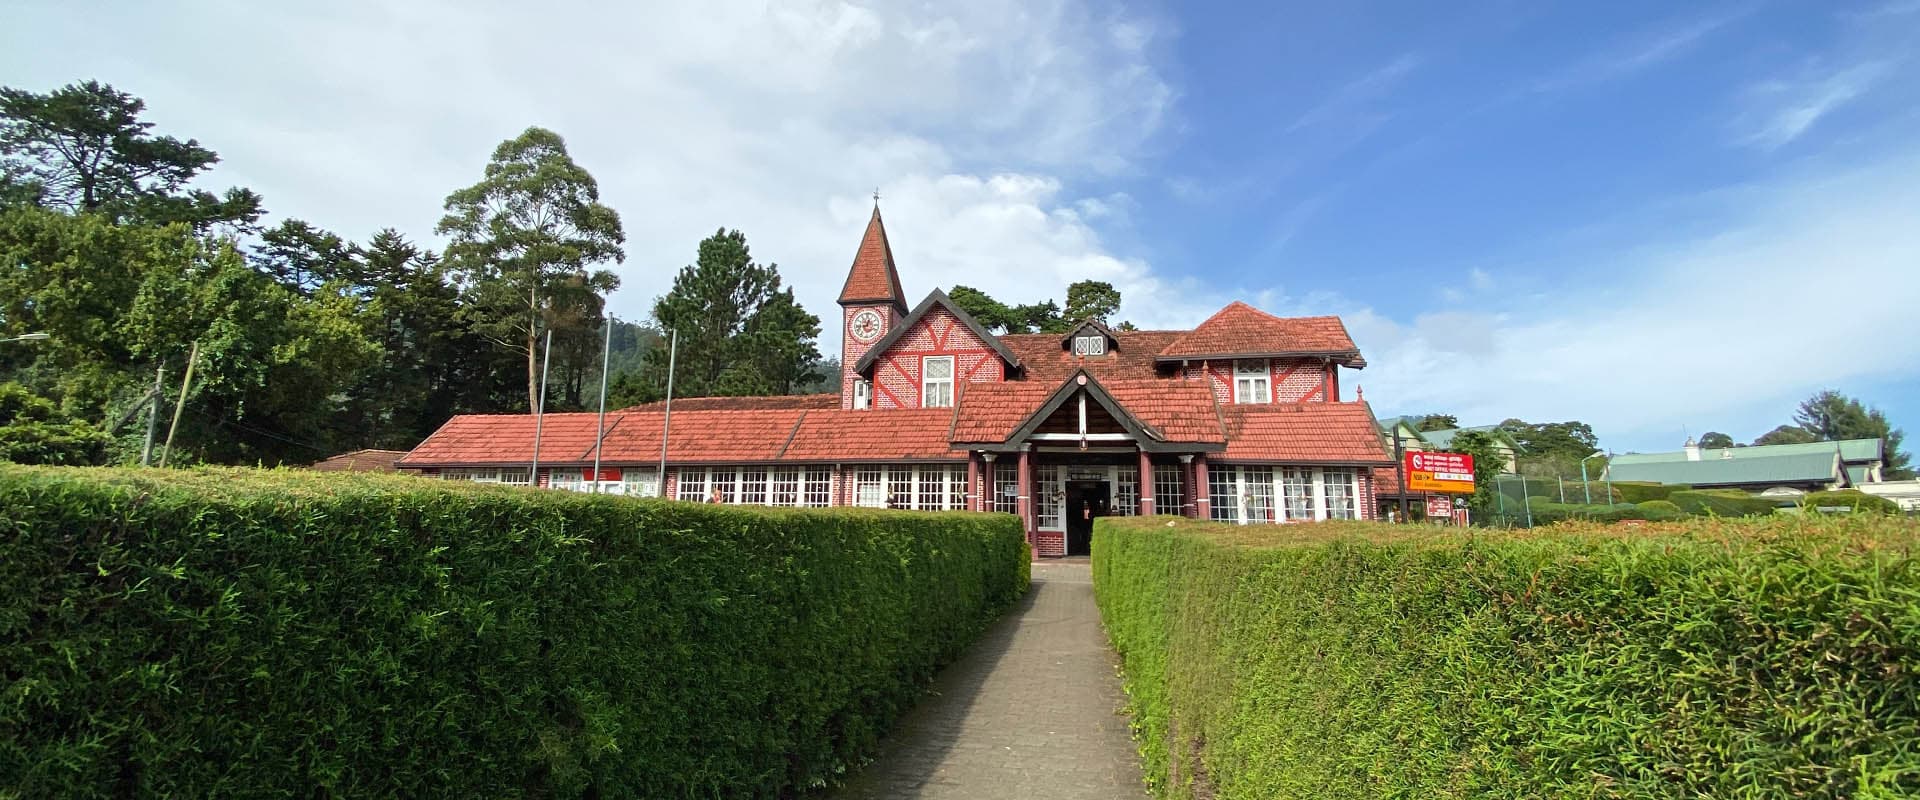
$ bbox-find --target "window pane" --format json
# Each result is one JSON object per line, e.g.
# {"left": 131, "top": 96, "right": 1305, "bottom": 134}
{"left": 993, "top": 463, "right": 1019, "bottom": 514}
{"left": 1153, "top": 464, "right": 1183, "bottom": 515}
{"left": 1325, "top": 468, "right": 1356, "bottom": 520}
{"left": 1037, "top": 465, "right": 1061, "bottom": 528}
{"left": 1209, "top": 466, "right": 1238, "bottom": 523}
{"left": 677, "top": 468, "right": 708, "bottom": 502}
{"left": 622, "top": 469, "right": 660, "bottom": 497}
{"left": 889, "top": 467, "right": 913, "bottom": 509}
{"left": 1243, "top": 466, "right": 1275, "bottom": 523}
{"left": 1283, "top": 468, "right": 1313, "bottom": 520}
{"left": 804, "top": 467, "right": 834, "bottom": 507}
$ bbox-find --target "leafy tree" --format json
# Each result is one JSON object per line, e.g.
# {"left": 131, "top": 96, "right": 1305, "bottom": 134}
{"left": 1450, "top": 429, "right": 1509, "bottom": 524}
{"left": 0, "top": 80, "right": 262, "bottom": 231}
{"left": 438, "top": 127, "right": 624, "bottom": 411}
{"left": 1753, "top": 424, "right": 1816, "bottom": 446}
{"left": 251, "top": 219, "right": 358, "bottom": 295}
{"left": 1016, "top": 300, "right": 1068, "bottom": 334}
{"left": 630, "top": 229, "right": 821, "bottom": 401}
{"left": 1792, "top": 389, "right": 1910, "bottom": 478}
{"left": 0, "top": 382, "right": 108, "bottom": 464}
{"left": 949, "top": 285, "right": 1019, "bottom": 332}
{"left": 1697, "top": 431, "right": 1735, "bottom": 449}
{"left": 1062, "top": 280, "right": 1122, "bottom": 324}
{"left": 1414, "top": 414, "right": 1458, "bottom": 432}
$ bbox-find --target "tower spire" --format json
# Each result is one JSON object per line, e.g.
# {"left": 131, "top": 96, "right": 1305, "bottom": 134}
{"left": 837, "top": 204, "right": 907, "bottom": 313}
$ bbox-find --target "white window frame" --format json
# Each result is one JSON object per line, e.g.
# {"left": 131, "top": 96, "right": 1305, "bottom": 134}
{"left": 622, "top": 468, "right": 661, "bottom": 497}
{"left": 1234, "top": 359, "right": 1271, "bottom": 404}
{"left": 921, "top": 356, "right": 955, "bottom": 408}
{"left": 1073, "top": 334, "right": 1107, "bottom": 356}
{"left": 853, "top": 378, "right": 872, "bottom": 410}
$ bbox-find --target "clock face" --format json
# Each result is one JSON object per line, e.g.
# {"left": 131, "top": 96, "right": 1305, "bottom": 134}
{"left": 850, "top": 309, "right": 884, "bottom": 343}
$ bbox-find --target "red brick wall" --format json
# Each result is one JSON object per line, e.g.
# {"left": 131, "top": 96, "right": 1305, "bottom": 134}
{"left": 1034, "top": 530, "right": 1066, "bottom": 557}
{"left": 841, "top": 305, "right": 899, "bottom": 409}
{"left": 1183, "top": 357, "right": 1333, "bottom": 404}
{"left": 867, "top": 307, "right": 1005, "bottom": 409}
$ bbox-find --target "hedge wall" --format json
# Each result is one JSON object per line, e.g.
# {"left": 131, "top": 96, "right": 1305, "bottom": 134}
{"left": 1669, "top": 488, "right": 1786, "bottom": 517}
{"left": 1801, "top": 490, "right": 1900, "bottom": 515}
{"left": 1093, "top": 516, "right": 1920, "bottom": 799}
{"left": 1, "top": 466, "right": 1028, "bottom": 798}
{"left": 1613, "top": 481, "right": 1686, "bottom": 503}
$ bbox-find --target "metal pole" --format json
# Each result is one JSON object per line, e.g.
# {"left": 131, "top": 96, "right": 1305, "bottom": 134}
{"left": 158, "top": 342, "right": 198, "bottom": 468}
{"left": 1394, "top": 432, "right": 1408, "bottom": 522}
{"left": 1520, "top": 471, "right": 1534, "bottom": 528}
{"left": 142, "top": 361, "right": 164, "bottom": 466}
{"left": 530, "top": 330, "right": 552, "bottom": 486}
{"left": 1603, "top": 450, "right": 1613, "bottom": 505}
{"left": 591, "top": 318, "right": 613, "bottom": 494}
{"left": 656, "top": 329, "right": 677, "bottom": 498}
{"left": 1558, "top": 476, "right": 1565, "bottom": 504}
{"left": 1581, "top": 458, "right": 1592, "bottom": 504}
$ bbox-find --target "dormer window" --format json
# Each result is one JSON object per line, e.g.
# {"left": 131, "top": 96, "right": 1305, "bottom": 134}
{"left": 1234, "top": 359, "right": 1270, "bottom": 404}
{"left": 1072, "top": 334, "right": 1107, "bottom": 357}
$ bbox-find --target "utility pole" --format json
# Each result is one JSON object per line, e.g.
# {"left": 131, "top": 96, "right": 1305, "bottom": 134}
{"left": 529, "top": 330, "right": 552, "bottom": 486}
{"left": 158, "top": 342, "right": 198, "bottom": 468}
{"left": 141, "top": 362, "right": 164, "bottom": 466}
{"left": 657, "top": 329, "right": 678, "bottom": 498}
{"left": 591, "top": 318, "right": 613, "bottom": 494}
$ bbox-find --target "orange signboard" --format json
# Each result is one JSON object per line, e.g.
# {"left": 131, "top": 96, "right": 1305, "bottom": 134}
{"left": 1406, "top": 451, "right": 1475, "bottom": 494}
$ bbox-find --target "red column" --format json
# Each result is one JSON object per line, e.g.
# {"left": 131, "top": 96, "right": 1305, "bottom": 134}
{"left": 966, "top": 452, "right": 981, "bottom": 511}
{"left": 1329, "top": 365, "right": 1340, "bottom": 402}
{"left": 1138, "top": 449, "right": 1155, "bottom": 515}
{"left": 1194, "top": 454, "right": 1211, "bottom": 520}
{"left": 1017, "top": 448, "right": 1033, "bottom": 539}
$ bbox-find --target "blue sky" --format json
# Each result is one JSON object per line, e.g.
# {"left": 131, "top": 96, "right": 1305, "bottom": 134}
{"left": 5, "top": 0, "right": 1918, "bottom": 454}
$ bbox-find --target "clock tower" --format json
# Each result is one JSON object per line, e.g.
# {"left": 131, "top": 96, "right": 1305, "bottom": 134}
{"left": 837, "top": 204, "right": 909, "bottom": 409}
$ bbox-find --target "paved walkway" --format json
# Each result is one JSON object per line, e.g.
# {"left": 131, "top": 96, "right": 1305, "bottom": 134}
{"left": 830, "top": 559, "right": 1147, "bottom": 799}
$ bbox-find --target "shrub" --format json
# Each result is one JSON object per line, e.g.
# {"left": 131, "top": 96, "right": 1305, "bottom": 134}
{"left": 1670, "top": 488, "right": 1785, "bottom": 517}
{"left": 1094, "top": 515, "right": 1920, "bottom": 799}
{"left": 1634, "top": 499, "right": 1686, "bottom": 520}
{"left": 0, "top": 465, "right": 1028, "bottom": 798}
{"left": 1800, "top": 490, "right": 1899, "bottom": 515}
{"left": 1613, "top": 481, "right": 1687, "bottom": 503}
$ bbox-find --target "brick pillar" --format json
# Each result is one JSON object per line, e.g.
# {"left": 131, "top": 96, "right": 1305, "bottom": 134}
{"left": 1138, "top": 449, "right": 1155, "bottom": 515}
{"left": 966, "top": 452, "right": 981, "bottom": 511}
{"left": 1194, "top": 454, "right": 1211, "bottom": 520}
{"left": 1017, "top": 448, "right": 1033, "bottom": 539}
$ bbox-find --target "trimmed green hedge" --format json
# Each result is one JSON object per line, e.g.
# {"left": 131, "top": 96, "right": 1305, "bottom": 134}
{"left": 1613, "top": 481, "right": 1687, "bottom": 503}
{"left": 1094, "top": 516, "right": 1920, "bottom": 799}
{"left": 1, "top": 466, "right": 1028, "bottom": 798}
{"left": 1801, "top": 490, "right": 1900, "bottom": 515}
{"left": 1670, "top": 488, "right": 1786, "bottom": 517}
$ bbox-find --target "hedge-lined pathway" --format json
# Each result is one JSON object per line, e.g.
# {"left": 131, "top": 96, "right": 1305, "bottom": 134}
{"left": 830, "top": 559, "right": 1147, "bottom": 799}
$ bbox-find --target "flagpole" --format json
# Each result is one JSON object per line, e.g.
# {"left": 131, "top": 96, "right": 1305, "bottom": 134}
{"left": 530, "top": 329, "right": 552, "bottom": 486}
{"left": 591, "top": 317, "right": 613, "bottom": 493}
{"left": 657, "top": 329, "right": 677, "bottom": 498}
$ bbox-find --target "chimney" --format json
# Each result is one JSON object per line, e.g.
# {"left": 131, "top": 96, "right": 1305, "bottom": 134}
{"left": 1683, "top": 436, "right": 1700, "bottom": 461}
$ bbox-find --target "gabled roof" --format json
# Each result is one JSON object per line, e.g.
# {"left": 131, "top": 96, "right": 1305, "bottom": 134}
{"left": 951, "top": 370, "right": 1224, "bottom": 452}
{"left": 782, "top": 407, "right": 963, "bottom": 461}
{"left": 949, "top": 381, "right": 1060, "bottom": 442}
{"left": 1061, "top": 319, "right": 1120, "bottom": 350}
{"left": 1218, "top": 403, "right": 1394, "bottom": 464}
{"left": 400, "top": 413, "right": 617, "bottom": 466}
{"left": 1104, "top": 379, "right": 1225, "bottom": 443}
{"left": 852, "top": 288, "right": 1022, "bottom": 374}
{"left": 837, "top": 206, "right": 907, "bottom": 311}
{"left": 1606, "top": 451, "right": 1841, "bottom": 487}
{"left": 1157, "top": 302, "right": 1365, "bottom": 367}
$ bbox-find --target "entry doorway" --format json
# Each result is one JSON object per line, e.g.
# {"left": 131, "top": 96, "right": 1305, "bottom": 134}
{"left": 1064, "top": 480, "right": 1111, "bottom": 557}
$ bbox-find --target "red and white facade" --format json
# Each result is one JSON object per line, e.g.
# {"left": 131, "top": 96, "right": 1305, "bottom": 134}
{"left": 400, "top": 207, "right": 1393, "bottom": 557}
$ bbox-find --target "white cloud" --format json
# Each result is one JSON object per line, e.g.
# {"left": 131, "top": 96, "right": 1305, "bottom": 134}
{"left": 1737, "top": 61, "right": 1891, "bottom": 149}
{"left": 1469, "top": 268, "right": 1494, "bottom": 291}
{"left": 0, "top": 0, "right": 1175, "bottom": 351}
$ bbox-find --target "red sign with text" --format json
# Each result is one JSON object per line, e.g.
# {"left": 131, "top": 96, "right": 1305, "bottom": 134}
{"left": 1426, "top": 495, "right": 1454, "bottom": 518}
{"left": 1406, "top": 451, "right": 1475, "bottom": 494}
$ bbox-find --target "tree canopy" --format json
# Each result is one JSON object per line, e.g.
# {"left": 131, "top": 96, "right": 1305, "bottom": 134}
{"left": 948, "top": 280, "right": 1133, "bottom": 333}
{"left": 1697, "top": 431, "right": 1735, "bottom": 449}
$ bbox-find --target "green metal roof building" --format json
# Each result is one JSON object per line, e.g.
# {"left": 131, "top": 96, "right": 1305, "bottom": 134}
{"left": 1606, "top": 437, "right": 1884, "bottom": 493}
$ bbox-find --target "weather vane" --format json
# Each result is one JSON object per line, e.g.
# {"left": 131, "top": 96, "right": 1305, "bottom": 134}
{"left": 872, "top": 187, "right": 881, "bottom": 207}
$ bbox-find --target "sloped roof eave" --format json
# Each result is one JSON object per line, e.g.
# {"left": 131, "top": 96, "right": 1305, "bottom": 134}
{"left": 852, "top": 289, "right": 1023, "bottom": 374}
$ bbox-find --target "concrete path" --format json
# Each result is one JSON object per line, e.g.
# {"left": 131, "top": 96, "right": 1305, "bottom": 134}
{"left": 830, "top": 559, "right": 1147, "bottom": 799}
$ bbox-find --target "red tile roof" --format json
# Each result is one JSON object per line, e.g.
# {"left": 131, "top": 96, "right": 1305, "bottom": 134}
{"left": 594, "top": 409, "right": 806, "bottom": 463}
{"left": 951, "top": 381, "right": 1060, "bottom": 442}
{"left": 1217, "top": 403, "right": 1392, "bottom": 464}
{"left": 837, "top": 207, "right": 907, "bottom": 308}
{"left": 619, "top": 394, "right": 837, "bottom": 413}
{"left": 1372, "top": 466, "right": 1405, "bottom": 495}
{"left": 308, "top": 449, "right": 410, "bottom": 472}
{"left": 1104, "top": 379, "right": 1225, "bottom": 443}
{"left": 1158, "top": 302, "right": 1363, "bottom": 365}
{"left": 783, "top": 408, "right": 964, "bottom": 460}
{"left": 400, "top": 413, "right": 613, "bottom": 466}
{"left": 999, "top": 330, "right": 1182, "bottom": 381}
